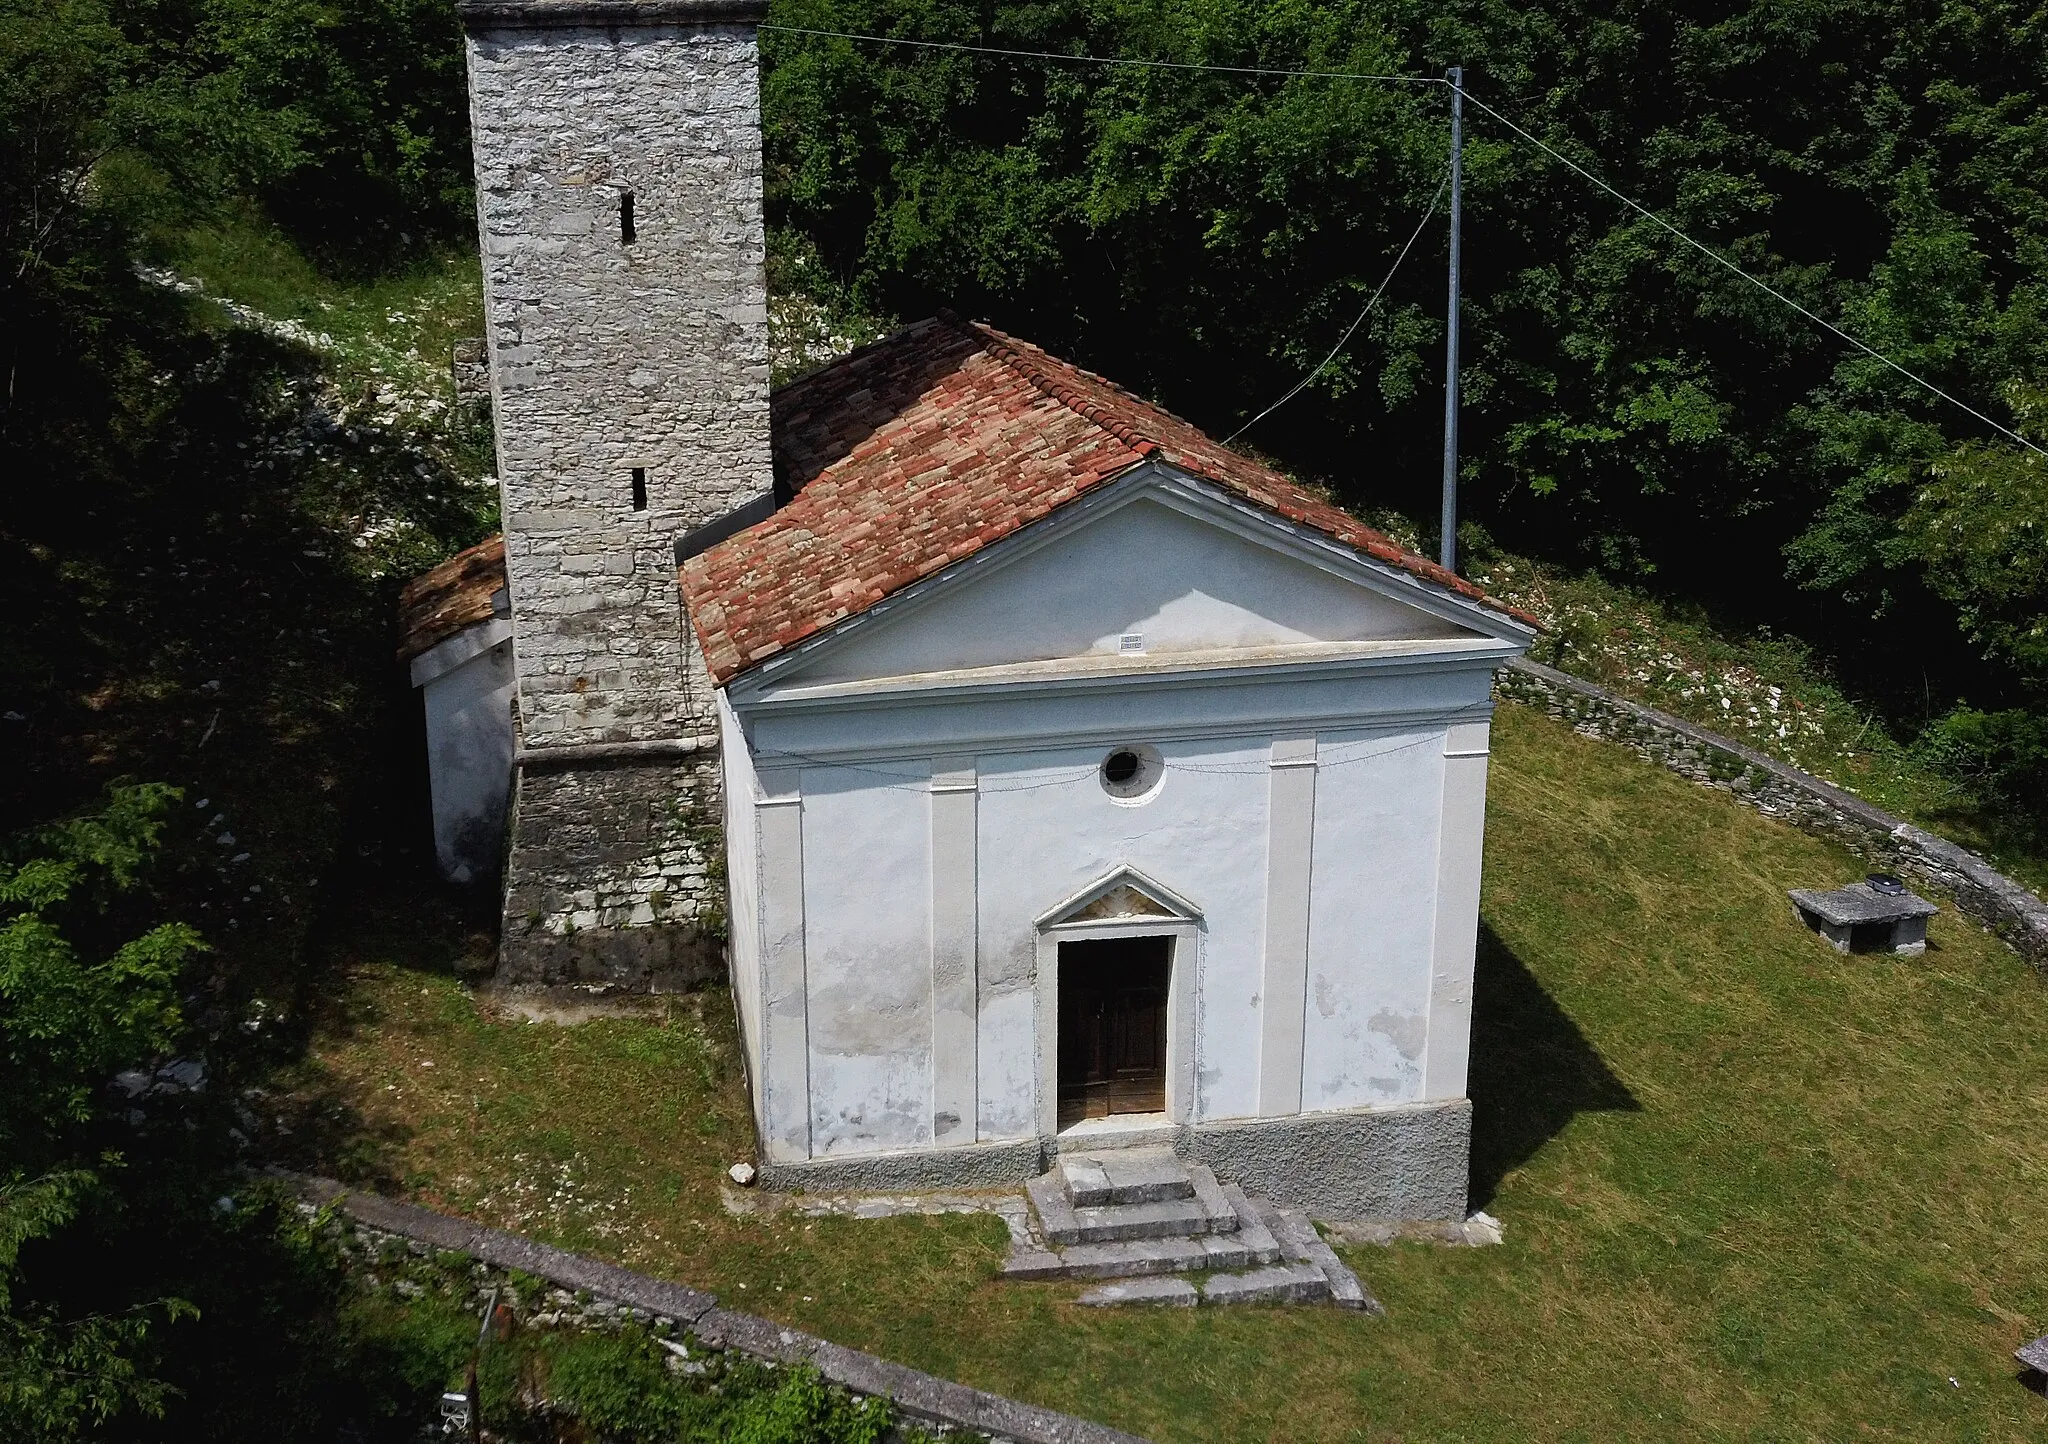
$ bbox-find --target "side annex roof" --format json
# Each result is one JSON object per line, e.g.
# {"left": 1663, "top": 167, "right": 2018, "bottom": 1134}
{"left": 677, "top": 313, "right": 1537, "bottom": 685}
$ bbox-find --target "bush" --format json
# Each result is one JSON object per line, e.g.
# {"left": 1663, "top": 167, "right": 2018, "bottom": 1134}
{"left": 1917, "top": 707, "right": 2048, "bottom": 822}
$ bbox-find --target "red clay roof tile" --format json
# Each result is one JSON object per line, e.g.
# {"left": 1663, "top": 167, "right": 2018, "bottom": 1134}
{"left": 679, "top": 314, "right": 1534, "bottom": 683}
{"left": 402, "top": 318, "right": 1535, "bottom": 682}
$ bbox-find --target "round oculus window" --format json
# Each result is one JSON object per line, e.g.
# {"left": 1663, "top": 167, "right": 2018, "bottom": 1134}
{"left": 1099, "top": 743, "right": 1165, "bottom": 803}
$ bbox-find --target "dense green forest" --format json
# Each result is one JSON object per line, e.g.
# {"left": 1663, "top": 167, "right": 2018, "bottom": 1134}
{"left": 0, "top": 0, "right": 2043, "bottom": 1435}
{"left": 760, "top": 0, "right": 2048, "bottom": 794}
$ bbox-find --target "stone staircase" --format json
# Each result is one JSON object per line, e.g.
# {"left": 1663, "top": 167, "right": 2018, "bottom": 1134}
{"left": 1002, "top": 1146, "right": 1380, "bottom": 1310}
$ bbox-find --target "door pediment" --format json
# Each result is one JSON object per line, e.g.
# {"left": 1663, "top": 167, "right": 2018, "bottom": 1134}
{"left": 1036, "top": 866, "right": 1202, "bottom": 931}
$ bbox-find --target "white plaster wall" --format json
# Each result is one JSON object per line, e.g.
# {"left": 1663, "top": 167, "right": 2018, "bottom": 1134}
{"left": 794, "top": 496, "right": 1472, "bottom": 686}
{"left": 718, "top": 692, "right": 764, "bottom": 1105}
{"left": 1299, "top": 727, "right": 1446, "bottom": 1111}
{"left": 798, "top": 761, "right": 934, "bottom": 1154}
{"left": 730, "top": 654, "right": 1509, "bottom": 1160}
{"left": 721, "top": 484, "right": 1529, "bottom": 1162}
{"left": 420, "top": 634, "right": 516, "bottom": 884}
{"left": 974, "top": 737, "right": 1271, "bottom": 1132}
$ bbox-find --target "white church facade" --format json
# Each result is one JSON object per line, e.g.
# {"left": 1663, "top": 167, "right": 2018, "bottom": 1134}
{"left": 411, "top": 0, "right": 1534, "bottom": 1220}
{"left": 680, "top": 317, "right": 1533, "bottom": 1217}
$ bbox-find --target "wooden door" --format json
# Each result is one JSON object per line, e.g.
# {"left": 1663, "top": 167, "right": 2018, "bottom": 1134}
{"left": 1057, "top": 936, "right": 1171, "bottom": 1129}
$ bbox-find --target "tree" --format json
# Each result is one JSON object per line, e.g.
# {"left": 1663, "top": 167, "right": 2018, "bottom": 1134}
{"left": 0, "top": 784, "right": 200, "bottom": 1441}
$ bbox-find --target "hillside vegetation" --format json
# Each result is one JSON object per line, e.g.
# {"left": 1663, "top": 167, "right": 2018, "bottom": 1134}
{"left": 284, "top": 705, "right": 2048, "bottom": 1442}
{"left": 2, "top": 0, "right": 2045, "bottom": 1435}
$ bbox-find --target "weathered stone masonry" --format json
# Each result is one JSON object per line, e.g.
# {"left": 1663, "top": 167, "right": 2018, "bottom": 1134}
{"left": 459, "top": 0, "right": 774, "bottom": 983}
{"left": 500, "top": 753, "right": 726, "bottom": 990}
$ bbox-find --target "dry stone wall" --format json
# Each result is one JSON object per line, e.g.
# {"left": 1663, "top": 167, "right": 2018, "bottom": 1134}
{"left": 1499, "top": 657, "right": 2048, "bottom": 968}
{"left": 297, "top": 1175, "right": 1151, "bottom": 1444}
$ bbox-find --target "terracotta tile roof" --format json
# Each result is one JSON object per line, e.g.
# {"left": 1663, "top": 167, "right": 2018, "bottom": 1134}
{"left": 396, "top": 534, "right": 507, "bottom": 661}
{"left": 681, "top": 313, "right": 1535, "bottom": 683}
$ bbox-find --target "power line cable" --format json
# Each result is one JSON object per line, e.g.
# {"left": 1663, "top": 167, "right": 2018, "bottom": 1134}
{"left": 1451, "top": 81, "right": 2048, "bottom": 460}
{"left": 758, "top": 24, "right": 1440, "bottom": 86}
{"left": 763, "top": 25, "right": 2042, "bottom": 457}
{"left": 1226, "top": 168, "right": 1451, "bottom": 442}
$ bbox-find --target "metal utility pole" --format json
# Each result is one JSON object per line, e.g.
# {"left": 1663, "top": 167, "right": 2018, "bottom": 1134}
{"left": 1440, "top": 65, "right": 1465, "bottom": 575}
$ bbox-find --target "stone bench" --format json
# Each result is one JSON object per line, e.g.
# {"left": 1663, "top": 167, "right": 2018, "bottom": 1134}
{"left": 1789, "top": 878, "right": 1937, "bottom": 955}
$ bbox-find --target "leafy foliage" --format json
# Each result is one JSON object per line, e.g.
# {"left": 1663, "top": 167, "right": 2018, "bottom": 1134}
{"left": 493, "top": 1328, "right": 919, "bottom": 1444}
{"left": 0, "top": 784, "right": 198, "bottom": 1173}
{"left": 0, "top": 786, "right": 194, "bottom": 1441}
{"left": 760, "top": 0, "right": 2048, "bottom": 780}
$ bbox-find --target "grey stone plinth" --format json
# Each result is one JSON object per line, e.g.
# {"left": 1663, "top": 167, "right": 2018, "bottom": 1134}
{"left": 1200, "top": 1264, "right": 1331, "bottom": 1306}
{"left": 756, "top": 1137, "right": 1044, "bottom": 1194}
{"left": 1790, "top": 883, "right": 1938, "bottom": 955}
{"left": 499, "top": 754, "right": 726, "bottom": 991}
{"left": 1181, "top": 1098, "right": 1473, "bottom": 1222}
{"left": 1077, "top": 1277, "right": 1198, "bottom": 1308}
{"left": 2016, "top": 1334, "right": 2048, "bottom": 1374}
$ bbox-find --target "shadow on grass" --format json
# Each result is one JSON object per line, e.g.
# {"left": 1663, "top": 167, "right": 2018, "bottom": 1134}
{"left": 265, "top": 852, "right": 500, "bottom": 1190}
{"left": 1466, "top": 920, "right": 1638, "bottom": 1211}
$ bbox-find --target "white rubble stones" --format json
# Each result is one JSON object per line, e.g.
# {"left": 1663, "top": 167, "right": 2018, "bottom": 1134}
{"left": 1464, "top": 1209, "right": 1505, "bottom": 1246}
{"left": 1321, "top": 1210, "right": 1505, "bottom": 1248}
{"left": 727, "top": 1162, "right": 757, "bottom": 1187}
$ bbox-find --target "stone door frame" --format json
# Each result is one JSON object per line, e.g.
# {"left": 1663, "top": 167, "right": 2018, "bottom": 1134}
{"left": 1033, "top": 907, "right": 1201, "bottom": 1140}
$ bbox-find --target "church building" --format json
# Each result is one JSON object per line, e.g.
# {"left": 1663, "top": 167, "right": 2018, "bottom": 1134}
{"left": 408, "top": 0, "right": 1534, "bottom": 1220}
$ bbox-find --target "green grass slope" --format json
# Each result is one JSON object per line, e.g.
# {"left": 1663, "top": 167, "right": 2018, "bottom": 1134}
{"left": 278, "top": 703, "right": 2048, "bottom": 1443}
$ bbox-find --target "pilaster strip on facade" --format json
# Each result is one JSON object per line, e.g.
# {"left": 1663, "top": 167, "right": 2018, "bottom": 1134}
{"left": 929, "top": 762, "right": 979, "bottom": 1144}
{"left": 1421, "top": 721, "right": 1492, "bottom": 1100}
{"left": 1257, "top": 737, "right": 1318, "bottom": 1116}
{"left": 756, "top": 769, "right": 811, "bottom": 1162}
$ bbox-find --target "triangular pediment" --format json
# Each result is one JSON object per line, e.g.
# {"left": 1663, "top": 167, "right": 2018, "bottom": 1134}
{"left": 1035, "top": 866, "right": 1203, "bottom": 930}
{"left": 732, "top": 467, "right": 1525, "bottom": 694}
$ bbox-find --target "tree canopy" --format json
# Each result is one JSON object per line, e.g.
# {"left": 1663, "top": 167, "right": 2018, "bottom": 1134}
{"left": 761, "top": 0, "right": 2048, "bottom": 731}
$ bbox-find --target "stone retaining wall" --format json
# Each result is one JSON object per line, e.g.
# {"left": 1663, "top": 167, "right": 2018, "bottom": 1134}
{"left": 294, "top": 1176, "right": 1148, "bottom": 1444}
{"left": 1498, "top": 657, "right": 2048, "bottom": 968}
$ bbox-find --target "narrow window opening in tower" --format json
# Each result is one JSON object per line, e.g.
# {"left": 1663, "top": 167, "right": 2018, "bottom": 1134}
{"left": 630, "top": 467, "right": 648, "bottom": 512}
{"left": 620, "top": 192, "right": 636, "bottom": 244}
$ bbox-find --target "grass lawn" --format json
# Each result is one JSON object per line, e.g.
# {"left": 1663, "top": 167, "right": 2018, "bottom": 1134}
{"left": 277, "top": 703, "right": 2048, "bottom": 1441}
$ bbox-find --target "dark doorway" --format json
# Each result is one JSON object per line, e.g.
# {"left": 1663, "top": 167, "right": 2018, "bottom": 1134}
{"left": 1057, "top": 936, "right": 1171, "bottom": 1129}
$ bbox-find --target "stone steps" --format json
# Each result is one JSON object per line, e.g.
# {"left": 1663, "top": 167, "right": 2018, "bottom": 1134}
{"left": 1059, "top": 1147, "right": 1193, "bottom": 1206}
{"left": 1007, "top": 1142, "right": 1381, "bottom": 1310}
{"left": 1024, "top": 1166, "right": 1236, "bottom": 1247}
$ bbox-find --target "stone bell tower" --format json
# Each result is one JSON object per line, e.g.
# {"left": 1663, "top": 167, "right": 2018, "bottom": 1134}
{"left": 456, "top": 0, "right": 771, "bottom": 986}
